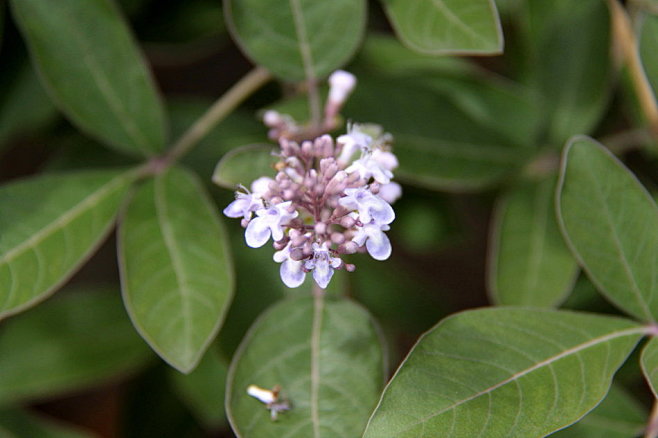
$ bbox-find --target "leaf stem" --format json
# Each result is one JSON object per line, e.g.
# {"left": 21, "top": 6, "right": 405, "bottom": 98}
{"left": 608, "top": 0, "right": 658, "bottom": 140}
{"left": 163, "top": 66, "right": 272, "bottom": 166}
{"left": 646, "top": 398, "right": 658, "bottom": 438}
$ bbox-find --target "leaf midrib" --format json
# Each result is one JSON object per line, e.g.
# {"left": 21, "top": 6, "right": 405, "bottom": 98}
{"left": 154, "top": 174, "right": 194, "bottom": 362}
{"left": 289, "top": 0, "right": 317, "bottom": 83}
{"left": 0, "top": 173, "right": 127, "bottom": 266}
{"left": 393, "top": 325, "right": 646, "bottom": 434}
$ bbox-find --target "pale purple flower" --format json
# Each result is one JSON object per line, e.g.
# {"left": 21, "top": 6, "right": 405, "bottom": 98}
{"left": 337, "top": 125, "right": 372, "bottom": 165}
{"left": 353, "top": 222, "right": 392, "bottom": 261}
{"left": 345, "top": 155, "right": 393, "bottom": 184}
{"left": 339, "top": 188, "right": 395, "bottom": 225}
{"left": 379, "top": 182, "right": 402, "bottom": 204}
{"left": 371, "top": 149, "right": 398, "bottom": 171}
{"left": 273, "top": 243, "right": 305, "bottom": 288}
{"left": 245, "top": 201, "right": 298, "bottom": 248}
{"left": 223, "top": 191, "right": 264, "bottom": 221}
{"left": 305, "top": 242, "right": 341, "bottom": 289}
{"left": 250, "top": 177, "right": 273, "bottom": 197}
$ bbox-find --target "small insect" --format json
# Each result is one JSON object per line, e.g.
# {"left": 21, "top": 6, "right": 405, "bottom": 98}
{"left": 247, "top": 384, "right": 291, "bottom": 420}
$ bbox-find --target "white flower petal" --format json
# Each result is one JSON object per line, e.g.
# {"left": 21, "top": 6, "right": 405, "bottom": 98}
{"left": 223, "top": 198, "right": 249, "bottom": 218}
{"left": 250, "top": 177, "right": 273, "bottom": 196}
{"left": 280, "top": 259, "right": 306, "bottom": 288}
{"left": 367, "top": 198, "right": 395, "bottom": 225}
{"left": 312, "top": 259, "right": 333, "bottom": 289}
{"left": 379, "top": 182, "right": 402, "bottom": 204}
{"left": 245, "top": 218, "right": 271, "bottom": 248}
{"left": 365, "top": 228, "right": 392, "bottom": 260}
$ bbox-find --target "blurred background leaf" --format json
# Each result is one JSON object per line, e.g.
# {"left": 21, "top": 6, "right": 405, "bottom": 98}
{"left": 0, "top": 289, "right": 152, "bottom": 406}
{"left": 488, "top": 176, "right": 578, "bottom": 307}
{"left": 212, "top": 144, "right": 276, "bottom": 189}
{"left": 0, "top": 408, "right": 96, "bottom": 438}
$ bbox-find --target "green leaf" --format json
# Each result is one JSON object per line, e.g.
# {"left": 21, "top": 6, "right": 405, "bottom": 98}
{"left": 225, "top": 0, "right": 367, "bottom": 81}
{"left": 0, "top": 409, "right": 94, "bottom": 438}
{"left": 0, "top": 289, "right": 152, "bottom": 406}
{"left": 641, "top": 337, "right": 658, "bottom": 397}
{"left": 169, "top": 347, "right": 229, "bottom": 429}
{"left": 556, "top": 136, "right": 658, "bottom": 322}
{"left": 363, "top": 308, "right": 644, "bottom": 438}
{"left": 0, "top": 169, "right": 135, "bottom": 319}
{"left": 10, "top": 0, "right": 167, "bottom": 156}
{"left": 346, "top": 77, "right": 531, "bottom": 192}
{"left": 489, "top": 177, "right": 578, "bottom": 306}
{"left": 119, "top": 166, "right": 234, "bottom": 373}
{"left": 551, "top": 384, "right": 647, "bottom": 438}
{"left": 0, "top": 59, "right": 58, "bottom": 150}
{"left": 227, "top": 295, "right": 386, "bottom": 438}
{"left": 354, "top": 34, "right": 475, "bottom": 78}
{"left": 640, "top": 13, "right": 658, "bottom": 96}
{"left": 523, "top": 0, "right": 612, "bottom": 145}
{"left": 212, "top": 144, "right": 277, "bottom": 190}
{"left": 381, "top": 0, "right": 503, "bottom": 55}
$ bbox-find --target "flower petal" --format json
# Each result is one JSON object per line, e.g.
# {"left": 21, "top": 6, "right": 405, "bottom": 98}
{"left": 312, "top": 259, "right": 334, "bottom": 289}
{"left": 223, "top": 198, "right": 249, "bottom": 218}
{"left": 365, "top": 228, "right": 392, "bottom": 260}
{"left": 245, "top": 217, "right": 271, "bottom": 248}
{"left": 367, "top": 198, "right": 395, "bottom": 225}
{"left": 280, "top": 259, "right": 306, "bottom": 288}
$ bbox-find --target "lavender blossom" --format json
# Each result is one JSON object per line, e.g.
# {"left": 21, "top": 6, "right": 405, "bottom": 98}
{"left": 222, "top": 71, "right": 400, "bottom": 290}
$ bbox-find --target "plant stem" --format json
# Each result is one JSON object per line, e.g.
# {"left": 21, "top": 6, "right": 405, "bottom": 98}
{"left": 164, "top": 66, "right": 272, "bottom": 165}
{"left": 646, "top": 399, "right": 658, "bottom": 438}
{"left": 608, "top": 0, "right": 658, "bottom": 139}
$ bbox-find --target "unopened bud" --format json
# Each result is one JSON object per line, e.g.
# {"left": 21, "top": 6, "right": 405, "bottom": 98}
{"left": 328, "top": 70, "right": 356, "bottom": 104}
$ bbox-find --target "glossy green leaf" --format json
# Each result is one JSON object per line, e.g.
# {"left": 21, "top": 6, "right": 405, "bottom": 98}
{"left": 10, "top": 0, "right": 167, "bottom": 156}
{"left": 551, "top": 384, "right": 647, "bottom": 438}
{"left": 0, "top": 169, "right": 135, "bottom": 319}
{"left": 225, "top": 0, "right": 366, "bottom": 81}
{"left": 641, "top": 337, "right": 658, "bottom": 397}
{"left": 640, "top": 13, "right": 658, "bottom": 96}
{"left": 0, "top": 290, "right": 152, "bottom": 406}
{"left": 119, "top": 166, "right": 234, "bottom": 373}
{"left": 489, "top": 177, "right": 578, "bottom": 306}
{"left": 381, "top": 0, "right": 503, "bottom": 55}
{"left": 363, "top": 308, "right": 644, "bottom": 438}
{"left": 346, "top": 77, "right": 531, "bottom": 192}
{"left": 0, "top": 409, "right": 94, "bottom": 438}
{"left": 557, "top": 137, "right": 658, "bottom": 322}
{"left": 169, "top": 347, "right": 228, "bottom": 429}
{"left": 212, "top": 144, "right": 277, "bottom": 190}
{"left": 227, "top": 295, "right": 386, "bottom": 438}
{"left": 523, "top": 0, "right": 612, "bottom": 144}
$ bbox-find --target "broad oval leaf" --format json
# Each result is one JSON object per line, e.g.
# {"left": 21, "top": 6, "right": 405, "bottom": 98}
{"left": 10, "top": 0, "right": 167, "bottom": 156}
{"left": 0, "top": 169, "right": 135, "bottom": 319}
{"left": 381, "top": 0, "right": 503, "bottom": 55}
{"left": 169, "top": 347, "right": 229, "bottom": 429}
{"left": 551, "top": 384, "right": 647, "bottom": 438}
{"left": 119, "top": 166, "right": 234, "bottom": 373}
{"left": 363, "top": 308, "right": 644, "bottom": 438}
{"left": 0, "top": 289, "right": 152, "bottom": 406}
{"left": 0, "top": 408, "right": 94, "bottom": 438}
{"left": 212, "top": 144, "right": 277, "bottom": 190}
{"left": 225, "top": 0, "right": 367, "bottom": 81}
{"left": 641, "top": 337, "right": 658, "bottom": 397}
{"left": 227, "top": 295, "right": 386, "bottom": 438}
{"left": 346, "top": 77, "right": 531, "bottom": 192}
{"left": 557, "top": 136, "right": 658, "bottom": 322}
{"left": 489, "top": 177, "right": 578, "bottom": 306}
{"left": 523, "top": 0, "right": 612, "bottom": 145}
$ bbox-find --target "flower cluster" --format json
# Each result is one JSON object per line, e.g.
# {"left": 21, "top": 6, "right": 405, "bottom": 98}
{"left": 223, "top": 72, "right": 401, "bottom": 289}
